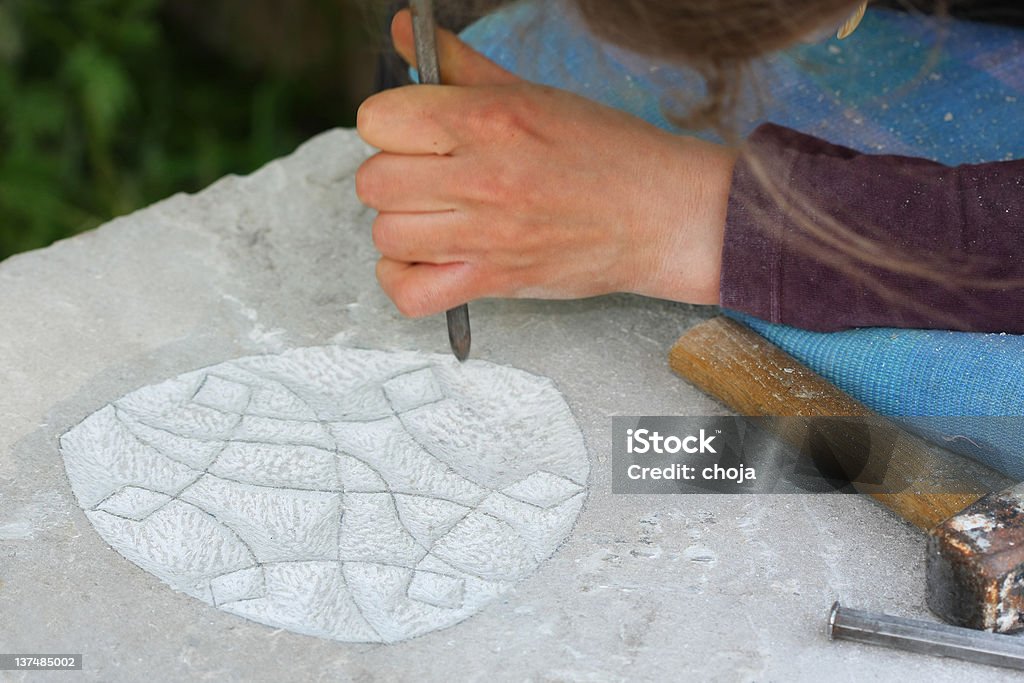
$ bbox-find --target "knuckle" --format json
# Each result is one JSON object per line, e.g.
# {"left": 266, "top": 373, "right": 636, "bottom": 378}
{"left": 370, "top": 215, "right": 398, "bottom": 255}
{"left": 374, "top": 258, "right": 391, "bottom": 289}
{"left": 376, "top": 260, "right": 427, "bottom": 318}
{"left": 494, "top": 220, "right": 526, "bottom": 250}
{"left": 375, "top": 261, "right": 403, "bottom": 308}
{"left": 463, "top": 217, "right": 520, "bottom": 256}
{"left": 354, "top": 164, "right": 372, "bottom": 204}
{"left": 513, "top": 217, "right": 547, "bottom": 248}
{"left": 464, "top": 163, "right": 518, "bottom": 206}
{"left": 467, "top": 96, "right": 527, "bottom": 140}
{"left": 356, "top": 95, "right": 381, "bottom": 138}
{"left": 354, "top": 157, "right": 382, "bottom": 206}
{"left": 394, "top": 296, "right": 425, "bottom": 318}
{"left": 392, "top": 285, "right": 428, "bottom": 318}
{"left": 474, "top": 266, "right": 513, "bottom": 299}
{"left": 489, "top": 270, "right": 519, "bottom": 298}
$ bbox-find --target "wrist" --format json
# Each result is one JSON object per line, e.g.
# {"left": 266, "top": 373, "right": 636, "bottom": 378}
{"left": 629, "top": 135, "right": 736, "bottom": 305}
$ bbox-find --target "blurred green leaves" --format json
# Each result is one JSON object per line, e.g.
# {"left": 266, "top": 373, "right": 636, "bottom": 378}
{"left": 0, "top": 0, "right": 367, "bottom": 260}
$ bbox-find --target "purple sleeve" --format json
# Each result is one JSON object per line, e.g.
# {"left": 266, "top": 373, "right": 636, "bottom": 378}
{"left": 719, "top": 123, "right": 1024, "bottom": 333}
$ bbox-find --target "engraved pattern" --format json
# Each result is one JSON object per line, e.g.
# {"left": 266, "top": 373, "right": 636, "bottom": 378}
{"left": 60, "top": 347, "right": 588, "bottom": 642}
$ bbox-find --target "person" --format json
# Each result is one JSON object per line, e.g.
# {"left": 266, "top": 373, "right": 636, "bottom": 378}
{"left": 354, "top": 1, "right": 1023, "bottom": 334}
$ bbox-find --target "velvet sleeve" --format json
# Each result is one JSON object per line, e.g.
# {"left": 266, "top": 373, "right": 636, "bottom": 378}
{"left": 719, "top": 123, "right": 1024, "bottom": 333}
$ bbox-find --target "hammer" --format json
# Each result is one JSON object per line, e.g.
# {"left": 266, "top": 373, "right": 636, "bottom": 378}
{"left": 669, "top": 316, "right": 1024, "bottom": 633}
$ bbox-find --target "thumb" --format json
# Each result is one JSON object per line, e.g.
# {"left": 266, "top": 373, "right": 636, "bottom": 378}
{"left": 391, "top": 8, "right": 521, "bottom": 86}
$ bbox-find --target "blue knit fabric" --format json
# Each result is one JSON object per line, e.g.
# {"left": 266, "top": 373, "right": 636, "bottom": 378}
{"left": 727, "top": 311, "right": 1024, "bottom": 477}
{"left": 457, "top": 4, "right": 1024, "bottom": 476}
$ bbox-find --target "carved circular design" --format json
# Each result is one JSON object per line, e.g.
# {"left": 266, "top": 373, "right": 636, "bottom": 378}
{"left": 60, "top": 348, "right": 589, "bottom": 642}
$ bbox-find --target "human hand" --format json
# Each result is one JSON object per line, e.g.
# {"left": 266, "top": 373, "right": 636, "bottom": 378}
{"left": 356, "top": 9, "right": 737, "bottom": 316}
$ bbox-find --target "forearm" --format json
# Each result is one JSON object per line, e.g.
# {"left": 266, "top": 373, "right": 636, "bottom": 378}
{"left": 720, "top": 123, "right": 1024, "bottom": 333}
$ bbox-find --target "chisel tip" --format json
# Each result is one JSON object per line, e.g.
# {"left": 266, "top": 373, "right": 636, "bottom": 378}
{"left": 446, "top": 305, "right": 471, "bottom": 362}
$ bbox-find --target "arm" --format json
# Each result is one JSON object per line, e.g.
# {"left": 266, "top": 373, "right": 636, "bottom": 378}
{"left": 359, "top": 12, "right": 1023, "bottom": 334}
{"left": 721, "top": 123, "right": 1024, "bottom": 333}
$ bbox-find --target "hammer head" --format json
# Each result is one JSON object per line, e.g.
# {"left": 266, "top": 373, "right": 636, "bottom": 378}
{"left": 927, "top": 486, "right": 1024, "bottom": 632}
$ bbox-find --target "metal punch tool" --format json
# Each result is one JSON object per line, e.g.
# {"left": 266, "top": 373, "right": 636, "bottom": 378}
{"left": 409, "top": 0, "right": 471, "bottom": 361}
{"left": 828, "top": 601, "right": 1024, "bottom": 671}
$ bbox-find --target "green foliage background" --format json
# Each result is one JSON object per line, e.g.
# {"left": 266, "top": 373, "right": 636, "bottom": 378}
{"left": 0, "top": 0, "right": 375, "bottom": 260}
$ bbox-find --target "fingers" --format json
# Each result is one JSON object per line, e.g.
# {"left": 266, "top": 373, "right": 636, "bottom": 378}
{"left": 391, "top": 8, "right": 520, "bottom": 87}
{"left": 376, "top": 257, "right": 479, "bottom": 317}
{"left": 357, "top": 86, "right": 464, "bottom": 154}
{"left": 358, "top": 9, "right": 525, "bottom": 155}
{"left": 362, "top": 9, "right": 542, "bottom": 318}
{"left": 356, "top": 152, "right": 460, "bottom": 212}
{"left": 358, "top": 83, "right": 535, "bottom": 156}
{"left": 371, "top": 211, "right": 472, "bottom": 264}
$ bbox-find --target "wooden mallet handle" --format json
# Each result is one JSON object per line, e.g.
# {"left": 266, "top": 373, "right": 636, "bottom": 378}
{"left": 669, "top": 317, "right": 1008, "bottom": 530}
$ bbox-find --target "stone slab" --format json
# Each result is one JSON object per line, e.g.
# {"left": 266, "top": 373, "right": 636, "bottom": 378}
{"left": 1, "top": 128, "right": 1017, "bottom": 681}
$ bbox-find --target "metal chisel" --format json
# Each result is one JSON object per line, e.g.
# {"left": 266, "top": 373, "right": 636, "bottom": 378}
{"left": 828, "top": 602, "right": 1024, "bottom": 672}
{"left": 409, "top": 0, "right": 472, "bottom": 361}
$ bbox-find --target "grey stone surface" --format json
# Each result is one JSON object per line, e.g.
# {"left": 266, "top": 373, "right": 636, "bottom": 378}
{"left": 1, "top": 128, "right": 1017, "bottom": 681}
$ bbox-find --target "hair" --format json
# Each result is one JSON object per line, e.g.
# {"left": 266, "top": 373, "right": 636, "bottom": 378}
{"left": 571, "top": 0, "right": 863, "bottom": 133}
{"left": 409, "top": 0, "right": 1024, "bottom": 133}
{"left": 410, "top": 1, "right": 939, "bottom": 134}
